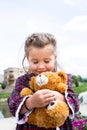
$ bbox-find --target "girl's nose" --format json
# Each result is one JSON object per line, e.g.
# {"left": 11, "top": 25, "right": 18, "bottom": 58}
{"left": 38, "top": 63, "right": 45, "bottom": 69}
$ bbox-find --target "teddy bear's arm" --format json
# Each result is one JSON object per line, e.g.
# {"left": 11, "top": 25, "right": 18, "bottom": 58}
{"left": 20, "top": 88, "right": 33, "bottom": 97}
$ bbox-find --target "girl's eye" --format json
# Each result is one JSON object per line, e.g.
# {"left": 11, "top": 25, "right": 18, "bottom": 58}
{"left": 45, "top": 61, "right": 50, "bottom": 63}
{"left": 33, "top": 61, "right": 38, "bottom": 64}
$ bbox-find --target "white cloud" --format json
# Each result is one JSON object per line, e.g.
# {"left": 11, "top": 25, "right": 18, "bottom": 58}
{"left": 63, "top": 16, "right": 87, "bottom": 32}
{"left": 63, "top": 0, "right": 87, "bottom": 7}
{"left": 63, "top": 0, "right": 74, "bottom": 6}
{"left": 56, "top": 15, "right": 87, "bottom": 77}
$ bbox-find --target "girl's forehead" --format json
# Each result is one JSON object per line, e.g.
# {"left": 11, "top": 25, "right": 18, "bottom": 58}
{"left": 29, "top": 44, "right": 55, "bottom": 53}
{"left": 28, "top": 45, "right": 55, "bottom": 58}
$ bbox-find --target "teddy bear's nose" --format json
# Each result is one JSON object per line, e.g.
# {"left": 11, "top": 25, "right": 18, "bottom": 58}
{"left": 50, "top": 102, "right": 55, "bottom": 106}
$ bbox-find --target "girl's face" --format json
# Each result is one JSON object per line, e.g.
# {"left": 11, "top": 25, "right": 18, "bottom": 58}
{"left": 28, "top": 45, "right": 56, "bottom": 75}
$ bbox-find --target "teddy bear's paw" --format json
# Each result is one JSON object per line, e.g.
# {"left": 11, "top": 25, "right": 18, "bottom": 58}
{"left": 47, "top": 101, "right": 56, "bottom": 110}
{"left": 36, "top": 74, "right": 48, "bottom": 86}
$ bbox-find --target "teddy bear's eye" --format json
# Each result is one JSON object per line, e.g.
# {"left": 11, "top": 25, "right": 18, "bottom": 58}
{"left": 50, "top": 102, "right": 55, "bottom": 106}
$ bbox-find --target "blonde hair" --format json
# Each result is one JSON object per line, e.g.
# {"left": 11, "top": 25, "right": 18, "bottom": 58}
{"left": 22, "top": 32, "right": 60, "bottom": 72}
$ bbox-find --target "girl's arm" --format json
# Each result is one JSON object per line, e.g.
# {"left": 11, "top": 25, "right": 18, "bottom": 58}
{"left": 8, "top": 73, "right": 34, "bottom": 122}
{"left": 65, "top": 74, "right": 80, "bottom": 118}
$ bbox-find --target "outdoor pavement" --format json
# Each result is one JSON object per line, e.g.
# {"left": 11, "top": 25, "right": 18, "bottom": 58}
{"left": 0, "top": 117, "right": 16, "bottom": 130}
{"left": 79, "top": 103, "right": 87, "bottom": 116}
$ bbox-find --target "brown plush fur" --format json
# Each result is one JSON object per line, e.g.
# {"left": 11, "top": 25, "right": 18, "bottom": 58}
{"left": 20, "top": 71, "right": 69, "bottom": 128}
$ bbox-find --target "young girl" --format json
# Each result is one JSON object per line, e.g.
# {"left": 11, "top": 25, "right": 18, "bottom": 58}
{"left": 8, "top": 33, "right": 79, "bottom": 130}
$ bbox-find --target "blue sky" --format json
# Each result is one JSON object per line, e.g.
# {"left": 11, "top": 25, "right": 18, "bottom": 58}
{"left": 0, "top": 0, "right": 87, "bottom": 77}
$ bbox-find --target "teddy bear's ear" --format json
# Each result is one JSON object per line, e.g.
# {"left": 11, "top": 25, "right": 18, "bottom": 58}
{"left": 57, "top": 71, "right": 67, "bottom": 83}
{"left": 29, "top": 76, "right": 35, "bottom": 89}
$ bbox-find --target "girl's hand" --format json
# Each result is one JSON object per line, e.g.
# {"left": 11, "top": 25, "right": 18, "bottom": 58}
{"left": 27, "top": 89, "right": 55, "bottom": 109}
{"left": 51, "top": 90, "right": 66, "bottom": 102}
{"left": 20, "top": 90, "right": 66, "bottom": 114}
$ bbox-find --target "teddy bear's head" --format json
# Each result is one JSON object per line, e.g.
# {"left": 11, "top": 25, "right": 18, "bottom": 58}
{"left": 29, "top": 71, "right": 68, "bottom": 94}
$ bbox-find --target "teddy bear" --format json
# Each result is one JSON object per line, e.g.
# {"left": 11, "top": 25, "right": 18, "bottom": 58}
{"left": 20, "top": 71, "right": 69, "bottom": 128}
